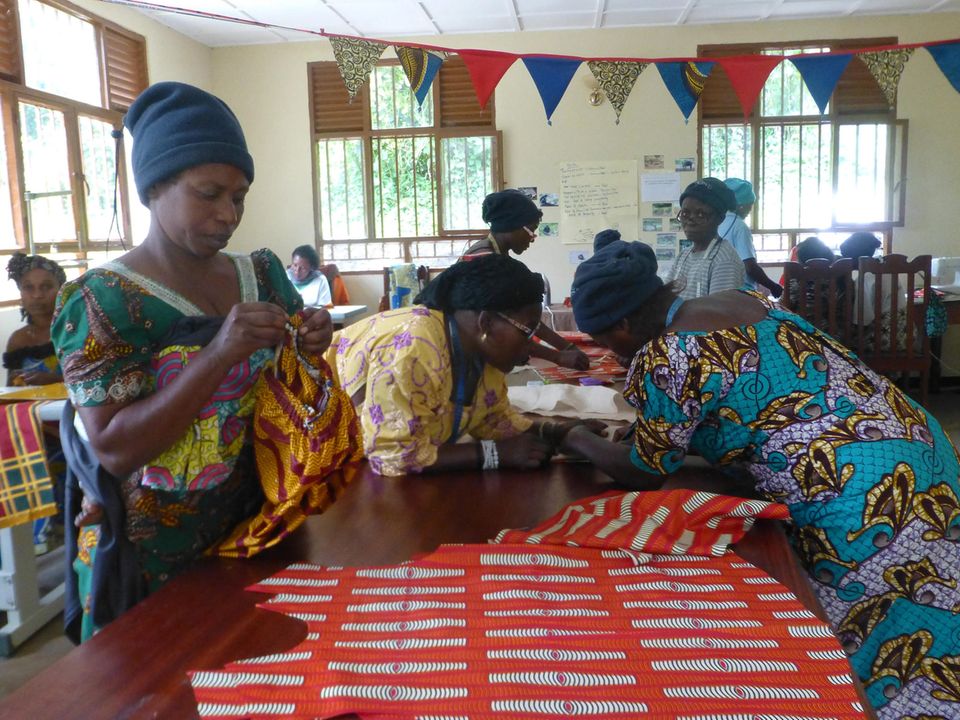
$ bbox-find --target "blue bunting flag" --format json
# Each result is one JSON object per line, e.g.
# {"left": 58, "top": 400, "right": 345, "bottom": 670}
{"left": 655, "top": 61, "right": 715, "bottom": 121}
{"left": 522, "top": 56, "right": 583, "bottom": 124}
{"left": 788, "top": 53, "right": 853, "bottom": 114}
{"left": 926, "top": 41, "right": 960, "bottom": 94}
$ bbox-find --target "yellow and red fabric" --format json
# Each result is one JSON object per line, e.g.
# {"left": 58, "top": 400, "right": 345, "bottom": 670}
{"left": 536, "top": 331, "right": 628, "bottom": 385}
{"left": 0, "top": 401, "right": 56, "bottom": 529}
{"left": 190, "top": 491, "right": 863, "bottom": 719}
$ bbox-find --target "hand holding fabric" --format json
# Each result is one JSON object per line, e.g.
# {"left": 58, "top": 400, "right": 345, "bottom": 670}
{"left": 210, "top": 302, "right": 287, "bottom": 366}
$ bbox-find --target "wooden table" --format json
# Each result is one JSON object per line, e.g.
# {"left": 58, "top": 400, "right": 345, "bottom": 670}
{"left": 2, "top": 463, "right": 825, "bottom": 720}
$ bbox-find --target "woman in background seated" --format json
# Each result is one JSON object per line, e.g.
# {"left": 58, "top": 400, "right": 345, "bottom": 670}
{"left": 562, "top": 233, "right": 960, "bottom": 717}
{"left": 287, "top": 244, "right": 332, "bottom": 307}
{"left": 783, "top": 236, "right": 849, "bottom": 313}
{"left": 668, "top": 178, "right": 745, "bottom": 299}
{"left": 52, "top": 82, "right": 334, "bottom": 642}
{"left": 4, "top": 253, "right": 66, "bottom": 386}
{"left": 326, "top": 254, "right": 589, "bottom": 477}
{"left": 464, "top": 189, "right": 588, "bottom": 371}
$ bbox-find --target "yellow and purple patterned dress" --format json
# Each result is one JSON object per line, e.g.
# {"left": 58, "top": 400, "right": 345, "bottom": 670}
{"left": 51, "top": 249, "right": 302, "bottom": 641}
{"left": 624, "top": 291, "right": 960, "bottom": 719}
{"left": 325, "top": 306, "right": 531, "bottom": 476}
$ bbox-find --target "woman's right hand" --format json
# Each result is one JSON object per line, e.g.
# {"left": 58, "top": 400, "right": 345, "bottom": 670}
{"left": 496, "top": 434, "right": 553, "bottom": 470}
{"left": 210, "top": 302, "right": 288, "bottom": 366}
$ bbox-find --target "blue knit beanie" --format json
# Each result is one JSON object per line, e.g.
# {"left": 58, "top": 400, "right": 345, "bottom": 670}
{"left": 481, "top": 189, "right": 542, "bottom": 233}
{"left": 124, "top": 82, "right": 254, "bottom": 206}
{"left": 723, "top": 177, "right": 756, "bottom": 206}
{"left": 571, "top": 231, "right": 663, "bottom": 334}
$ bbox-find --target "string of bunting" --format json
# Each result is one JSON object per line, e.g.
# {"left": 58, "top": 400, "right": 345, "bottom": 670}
{"left": 102, "top": 0, "right": 960, "bottom": 123}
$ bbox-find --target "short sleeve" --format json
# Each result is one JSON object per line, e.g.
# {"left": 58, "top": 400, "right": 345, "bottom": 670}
{"left": 624, "top": 336, "right": 719, "bottom": 475}
{"left": 360, "top": 339, "right": 451, "bottom": 477}
{"left": 466, "top": 368, "right": 532, "bottom": 440}
{"left": 314, "top": 275, "right": 332, "bottom": 306}
{"left": 252, "top": 248, "right": 304, "bottom": 315}
{"left": 725, "top": 218, "right": 756, "bottom": 261}
{"left": 52, "top": 273, "right": 153, "bottom": 406}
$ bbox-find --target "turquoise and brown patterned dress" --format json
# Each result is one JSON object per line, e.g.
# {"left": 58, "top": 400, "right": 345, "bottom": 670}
{"left": 624, "top": 290, "right": 960, "bottom": 719}
{"left": 51, "top": 249, "right": 302, "bottom": 641}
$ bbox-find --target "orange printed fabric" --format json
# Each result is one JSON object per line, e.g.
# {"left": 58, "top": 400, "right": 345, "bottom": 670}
{"left": 216, "top": 314, "right": 363, "bottom": 558}
{"left": 191, "top": 496, "right": 864, "bottom": 719}
{"left": 0, "top": 400, "right": 56, "bottom": 528}
{"left": 536, "top": 331, "right": 627, "bottom": 384}
{"left": 493, "top": 489, "right": 791, "bottom": 556}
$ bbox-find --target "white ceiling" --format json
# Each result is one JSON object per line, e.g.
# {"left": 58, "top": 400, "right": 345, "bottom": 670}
{"left": 124, "top": 0, "right": 960, "bottom": 47}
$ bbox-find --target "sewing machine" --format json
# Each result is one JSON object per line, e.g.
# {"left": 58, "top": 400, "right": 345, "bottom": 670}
{"left": 932, "top": 256, "right": 960, "bottom": 295}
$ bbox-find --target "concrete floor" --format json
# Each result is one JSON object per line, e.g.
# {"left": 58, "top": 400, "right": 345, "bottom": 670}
{"left": 2, "top": 388, "right": 959, "bottom": 701}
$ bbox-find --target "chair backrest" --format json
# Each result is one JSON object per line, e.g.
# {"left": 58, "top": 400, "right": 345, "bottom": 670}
{"left": 319, "top": 263, "right": 350, "bottom": 305}
{"left": 855, "top": 253, "right": 932, "bottom": 402}
{"left": 780, "top": 258, "right": 855, "bottom": 347}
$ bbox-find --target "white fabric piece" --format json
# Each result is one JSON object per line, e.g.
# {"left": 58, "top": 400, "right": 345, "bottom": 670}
{"left": 508, "top": 384, "right": 635, "bottom": 423}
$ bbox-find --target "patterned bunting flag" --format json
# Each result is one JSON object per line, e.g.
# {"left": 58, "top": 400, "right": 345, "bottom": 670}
{"left": 329, "top": 36, "right": 388, "bottom": 101}
{"left": 926, "top": 42, "right": 960, "bottom": 94}
{"left": 522, "top": 56, "right": 582, "bottom": 124}
{"left": 858, "top": 48, "right": 915, "bottom": 107}
{"left": 788, "top": 53, "right": 853, "bottom": 114}
{"left": 458, "top": 49, "right": 518, "bottom": 110}
{"left": 655, "top": 61, "right": 715, "bottom": 121}
{"left": 587, "top": 60, "right": 648, "bottom": 124}
{"left": 396, "top": 46, "right": 446, "bottom": 107}
{"left": 716, "top": 54, "right": 783, "bottom": 119}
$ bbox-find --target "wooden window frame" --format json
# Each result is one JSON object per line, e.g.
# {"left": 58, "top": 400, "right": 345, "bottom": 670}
{"left": 697, "top": 38, "right": 906, "bottom": 259}
{"left": 0, "top": 0, "right": 146, "bottom": 306}
{"left": 308, "top": 58, "right": 502, "bottom": 271}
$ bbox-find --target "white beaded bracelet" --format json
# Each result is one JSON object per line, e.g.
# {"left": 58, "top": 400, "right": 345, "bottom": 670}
{"left": 480, "top": 439, "right": 499, "bottom": 470}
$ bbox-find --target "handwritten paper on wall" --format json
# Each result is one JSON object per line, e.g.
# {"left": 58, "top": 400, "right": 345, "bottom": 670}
{"left": 559, "top": 160, "right": 638, "bottom": 245}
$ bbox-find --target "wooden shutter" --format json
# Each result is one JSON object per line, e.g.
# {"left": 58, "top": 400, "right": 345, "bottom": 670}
{"left": 309, "top": 61, "right": 365, "bottom": 134}
{"left": 0, "top": 0, "right": 23, "bottom": 83}
{"left": 103, "top": 26, "right": 148, "bottom": 112}
{"left": 700, "top": 38, "right": 895, "bottom": 121}
{"left": 438, "top": 56, "right": 493, "bottom": 128}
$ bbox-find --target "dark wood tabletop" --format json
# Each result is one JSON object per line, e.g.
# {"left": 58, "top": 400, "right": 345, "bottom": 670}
{"left": 1, "top": 462, "right": 824, "bottom": 720}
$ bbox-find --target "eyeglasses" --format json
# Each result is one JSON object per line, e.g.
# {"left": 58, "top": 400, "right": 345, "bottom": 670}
{"left": 676, "top": 208, "right": 716, "bottom": 223}
{"left": 497, "top": 312, "right": 540, "bottom": 340}
{"left": 522, "top": 225, "right": 538, "bottom": 239}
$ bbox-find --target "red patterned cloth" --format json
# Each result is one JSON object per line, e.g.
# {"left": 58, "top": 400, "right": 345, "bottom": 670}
{"left": 190, "top": 492, "right": 865, "bottom": 719}
{"left": 536, "top": 332, "right": 627, "bottom": 385}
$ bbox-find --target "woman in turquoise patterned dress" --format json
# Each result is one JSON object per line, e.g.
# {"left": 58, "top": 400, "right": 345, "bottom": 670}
{"left": 561, "top": 231, "right": 960, "bottom": 719}
{"left": 51, "top": 82, "right": 335, "bottom": 642}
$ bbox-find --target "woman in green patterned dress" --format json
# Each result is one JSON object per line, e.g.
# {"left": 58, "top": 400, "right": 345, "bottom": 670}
{"left": 561, "top": 232, "right": 960, "bottom": 719}
{"left": 51, "top": 82, "right": 335, "bottom": 642}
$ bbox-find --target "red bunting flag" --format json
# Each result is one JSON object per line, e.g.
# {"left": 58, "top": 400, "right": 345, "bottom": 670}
{"left": 715, "top": 54, "right": 784, "bottom": 119}
{"left": 458, "top": 49, "right": 519, "bottom": 109}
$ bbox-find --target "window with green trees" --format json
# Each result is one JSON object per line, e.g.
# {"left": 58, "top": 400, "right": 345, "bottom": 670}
{"left": 699, "top": 39, "right": 906, "bottom": 261}
{"left": 310, "top": 58, "right": 500, "bottom": 271}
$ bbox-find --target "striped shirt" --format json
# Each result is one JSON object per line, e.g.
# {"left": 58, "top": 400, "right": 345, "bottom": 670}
{"left": 668, "top": 237, "right": 745, "bottom": 300}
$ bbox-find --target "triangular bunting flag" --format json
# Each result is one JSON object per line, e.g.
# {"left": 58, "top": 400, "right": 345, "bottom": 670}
{"left": 458, "top": 50, "right": 518, "bottom": 110}
{"left": 329, "top": 36, "right": 388, "bottom": 101}
{"left": 716, "top": 55, "right": 783, "bottom": 119}
{"left": 522, "top": 56, "right": 582, "bottom": 124}
{"left": 858, "top": 48, "right": 915, "bottom": 107}
{"left": 926, "top": 42, "right": 960, "bottom": 94}
{"left": 396, "top": 46, "right": 446, "bottom": 107}
{"left": 655, "top": 61, "right": 715, "bottom": 122}
{"left": 788, "top": 53, "right": 853, "bottom": 114}
{"left": 587, "top": 61, "right": 648, "bottom": 124}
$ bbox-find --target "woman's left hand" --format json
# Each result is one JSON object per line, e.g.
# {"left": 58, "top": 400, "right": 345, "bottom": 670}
{"left": 298, "top": 307, "right": 334, "bottom": 355}
{"left": 557, "top": 347, "right": 590, "bottom": 371}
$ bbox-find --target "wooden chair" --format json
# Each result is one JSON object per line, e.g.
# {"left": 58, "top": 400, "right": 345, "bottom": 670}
{"left": 319, "top": 263, "right": 351, "bottom": 305}
{"left": 379, "top": 264, "right": 430, "bottom": 312}
{"left": 780, "top": 258, "right": 855, "bottom": 349}
{"left": 855, "top": 254, "right": 932, "bottom": 405}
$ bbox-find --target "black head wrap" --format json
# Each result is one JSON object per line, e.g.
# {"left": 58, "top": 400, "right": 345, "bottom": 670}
{"left": 415, "top": 254, "right": 544, "bottom": 313}
{"left": 571, "top": 234, "right": 663, "bottom": 334}
{"left": 7, "top": 252, "right": 67, "bottom": 287}
{"left": 840, "top": 232, "right": 881, "bottom": 259}
{"left": 481, "top": 190, "right": 543, "bottom": 233}
{"left": 796, "top": 237, "right": 835, "bottom": 264}
{"left": 679, "top": 177, "right": 737, "bottom": 216}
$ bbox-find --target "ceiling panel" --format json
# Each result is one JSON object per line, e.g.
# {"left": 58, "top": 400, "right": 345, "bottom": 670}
{"left": 124, "top": 0, "right": 959, "bottom": 47}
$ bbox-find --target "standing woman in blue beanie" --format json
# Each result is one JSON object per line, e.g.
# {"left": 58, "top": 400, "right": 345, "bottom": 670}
{"left": 561, "top": 233, "right": 960, "bottom": 719}
{"left": 668, "top": 177, "right": 745, "bottom": 299}
{"left": 50, "top": 82, "right": 335, "bottom": 642}
{"left": 463, "top": 189, "right": 589, "bottom": 370}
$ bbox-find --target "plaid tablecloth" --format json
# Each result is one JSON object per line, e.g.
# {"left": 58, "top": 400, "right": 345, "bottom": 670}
{"left": 0, "top": 401, "right": 56, "bottom": 529}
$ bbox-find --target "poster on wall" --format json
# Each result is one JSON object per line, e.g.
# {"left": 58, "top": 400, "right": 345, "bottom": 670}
{"left": 559, "top": 160, "right": 639, "bottom": 245}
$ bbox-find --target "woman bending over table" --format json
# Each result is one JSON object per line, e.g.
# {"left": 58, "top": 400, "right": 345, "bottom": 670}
{"left": 51, "top": 82, "right": 335, "bottom": 642}
{"left": 561, "top": 231, "right": 960, "bottom": 719}
{"left": 326, "top": 254, "right": 591, "bottom": 477}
